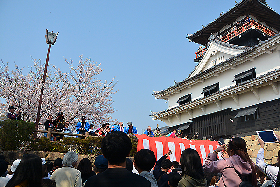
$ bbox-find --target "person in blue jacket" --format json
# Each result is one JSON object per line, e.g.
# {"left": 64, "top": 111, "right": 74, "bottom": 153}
{"left": 144, "top": 126, "right": 154, "bottom": 137}
{"left": 125, "top": 122, "right": 137, "bottom": 135}
{"left": 76, "top": 116, "right": 90, "bottom": 136}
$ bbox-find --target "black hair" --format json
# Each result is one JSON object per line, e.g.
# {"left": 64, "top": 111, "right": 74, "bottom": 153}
{"left": 53, "top": 158, "right": 63, "bottom": 168}
{"left": 161, "top": 159, "right": 172, "bottom": 169}
{"left": 168, "top": 172, "right": 182, "bottom": 187}
{"left": 77, "top": 158, "right": 93, "bottom": 176}
{"left": 227, "top": 137, "right": 257, "bottom": 187}
{"left": 172, "top": 161, "right": 179, "bottom": 169}
{"left": 6, "top": 154, "right": 42, "bottom": 187}
{"left": 42, "top": 164, "right": 48, "bottom": 178}
{"left": 134, "top": 149, "right": 156, "bottom": 171}
{"left": 180, "top": 148, "right": 204, "bottom": 180}
{"left": 126, "top": 158, "right": 133, "bottom": 172}
{"left": 46, "top": 161, "right": 53, "bottom": 173}
{"left": 0, "top": 159, "right": 8, "bottom": 176}
{"left": 101, "top": 131, "right": 132, "bottom": 165}
{"left": 0, "top": 155, "right": 5, "bottom": 161}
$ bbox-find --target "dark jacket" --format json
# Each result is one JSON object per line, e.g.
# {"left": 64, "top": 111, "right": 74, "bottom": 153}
{"left": 153, "top": 155, "right": 169, "bottom": 187}
{"left": 84, "top": 168, "right": 151, "bottom": 187}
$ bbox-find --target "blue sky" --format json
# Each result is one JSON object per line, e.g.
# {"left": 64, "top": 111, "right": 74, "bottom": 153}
{"left": 1, "top": 0, "right": 279, "bottom": 133}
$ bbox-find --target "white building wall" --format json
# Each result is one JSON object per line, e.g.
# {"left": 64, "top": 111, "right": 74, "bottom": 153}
{"left": 164, "top": 47, "right": 280, "bottom": 127}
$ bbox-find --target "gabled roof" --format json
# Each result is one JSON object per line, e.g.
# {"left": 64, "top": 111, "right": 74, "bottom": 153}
{"left": 187, "top": 0, "right": 280, "bottom": 46}
{"left": 189, "top": 40, "right": 248, "bottom": 77}
{"left": 153, "top": 33, "right": 280, "bottom": 99}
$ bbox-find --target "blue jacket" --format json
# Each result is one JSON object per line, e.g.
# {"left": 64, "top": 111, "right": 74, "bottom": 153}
{"left": 144, "top": 130, "right": 154, "bottom": 137}
{"left": 124, "top": 126, "right": 137, "bottom": 134}
{"left": 76, "top": 122, "right": 90, "bottom": 134}
{"left": 111, "top": 124, "right": 119, "bottom": 131}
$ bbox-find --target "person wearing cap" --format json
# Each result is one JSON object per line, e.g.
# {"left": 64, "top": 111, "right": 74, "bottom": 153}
{"left": 7, "top": 106, "right": 21, "bottom": 120}
{"left": 76, "top": 116, "right": 90, "bottom": 137}
{"left": 124, "top": 122, "right": 137, "bottom": 135}
{"left": 51, "top": 151, "right": 82, "bottom": 187}
{"left": 93, "top": 155, "right": 108, "bottom": 174}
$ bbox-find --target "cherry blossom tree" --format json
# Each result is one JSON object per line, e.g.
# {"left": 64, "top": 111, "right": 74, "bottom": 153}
{"left": 0, "top": 56, "right": 117, "bottom": 127}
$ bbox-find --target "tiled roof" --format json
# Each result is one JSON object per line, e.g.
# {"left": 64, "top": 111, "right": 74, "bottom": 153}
{"left": 151, "top": 67, "right": 280, "bottom": 120}
{"left": 153, "top": 34, "right": 280, "bottom": 100}
{"left": 187, "top": 0, "right": 280, "bottom": 45}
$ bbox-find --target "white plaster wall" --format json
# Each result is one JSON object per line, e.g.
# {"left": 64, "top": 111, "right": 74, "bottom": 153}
{"left": 164, "top": 47, "right": 280, "bottom": 127}
{"left": 168, "top": 49, "right": 280, "bottom": 108}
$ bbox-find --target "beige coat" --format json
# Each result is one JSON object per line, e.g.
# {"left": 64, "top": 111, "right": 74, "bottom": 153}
{"left": 51, "top": 167, "right": 82, "bottom": 187}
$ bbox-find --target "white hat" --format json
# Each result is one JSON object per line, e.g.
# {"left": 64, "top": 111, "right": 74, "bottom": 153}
{"left": 11, "top": 159, "right": 21, "bottom": 172}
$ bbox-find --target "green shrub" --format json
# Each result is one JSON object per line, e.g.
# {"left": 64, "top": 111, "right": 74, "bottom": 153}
{"left": 0, "top": 120, "right": 35, "bottom": 151}
{"left": 0, "top": 121, "right": 139, "bottom": 157}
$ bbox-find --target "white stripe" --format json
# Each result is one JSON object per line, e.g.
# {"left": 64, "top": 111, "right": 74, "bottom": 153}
{"left": 179, "top": 143, "right": 185, "bottom": 154}
{"left": 200, "top": 145, "right": 206, "bottom": 165}
{"left": 143, "top": 139, "right": 149, "bottom": 149}
{"left": 168, "top": 142, "right": 176, "bottom": 161}
{"left": 155, "top": 141, "right": 163, "bottom": 161}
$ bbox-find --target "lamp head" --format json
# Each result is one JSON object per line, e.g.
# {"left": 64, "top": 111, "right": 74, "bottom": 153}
{"left": 45, "top": 29, "right": 59, "bottom": 45}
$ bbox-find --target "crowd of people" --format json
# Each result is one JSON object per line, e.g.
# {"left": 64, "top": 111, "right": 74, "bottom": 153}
{"left": 0, "top": 131, "right": 279, "bottom": 187}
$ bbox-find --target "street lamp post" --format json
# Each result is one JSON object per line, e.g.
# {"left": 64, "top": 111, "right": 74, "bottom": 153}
{"left": 35, "top": 29, "right": 58, "bottom": 134}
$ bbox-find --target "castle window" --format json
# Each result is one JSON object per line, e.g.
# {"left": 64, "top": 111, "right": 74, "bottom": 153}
{"left": 233, "top": 68, "right": 256, "bottom": 85}
{"left": 234, "top": 107, "right": 259, "bottom": 122}
{"left": 177, "top": 94, "right": 191, "bottom": 105}
{"left": 202, "top": 83, "right": 219, "bottom": 97}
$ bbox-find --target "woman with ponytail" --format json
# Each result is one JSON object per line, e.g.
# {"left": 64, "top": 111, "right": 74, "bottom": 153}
{"left": 204, "top": 137, "right": 257, "bottom": 187}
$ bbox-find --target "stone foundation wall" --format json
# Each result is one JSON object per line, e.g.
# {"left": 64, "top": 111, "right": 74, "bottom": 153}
{"left": 224, "top": 131, "right": 280, "bottom": 165}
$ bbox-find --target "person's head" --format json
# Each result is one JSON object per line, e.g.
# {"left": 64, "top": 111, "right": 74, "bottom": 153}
{"left": 82, "top": 116, "right": 86, "bottom": 122}
{"left": 47, "top": 115, "right": 53, "bottom": 121}
{"left": 94, "top": 155, "right": 108, "bottom": 174}
{"left": 0, "top": 159, "right": 8, "bottom": 177}
{"left": 173, "top": 129, "right": 176, "bottom": 133}
{"left": 46, "top": 161, "right": 53, "bottom": 173}
{"left": 127, "top": 122, "right": 132, "bottom": 127}
{"left": 42, "top": 164, "right": 48, "bottom": 178}
{"left": 172, "top": 161, "right": 179, "bottom": 169}
{"left": 227, "top": 137, "right": 257, "bottom": 186}
{"left": 6, "top": 154, "right": 42, "bottom": 187}
{"left": 168, "top": 172, "right": 182, "bottom": 187}
{"left": 161, "top": 159, "right": 172, "bottom": 171}
{"left": 53, "top": 158, "right": 63, "bottom": 169}
{"left": 63, "top": 152, "right": 78, "bottom": 167}
{"left": 77, "top": 158, "right": 92, "bottom": 175}
{"left": 101, "top": 131, "right": 132, "bottom": 165}
{"left": 8, "top": 106, "right": 15, "bottom": 113}
{"left": 134, "top": 149, "right": 156, "bottom": 173}
{"left": 147, "top": 126, "right": 152, "bottom": 132}
{"left": 180, "top": 148, "right": 204, "bottom": 180}
{"left": 119, "top": 122, "right": 123, "bottom": 127}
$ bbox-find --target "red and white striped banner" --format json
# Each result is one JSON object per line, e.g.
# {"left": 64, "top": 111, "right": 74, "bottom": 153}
{"left": 135, "top": 135, "right": 220, "bottom": 164}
